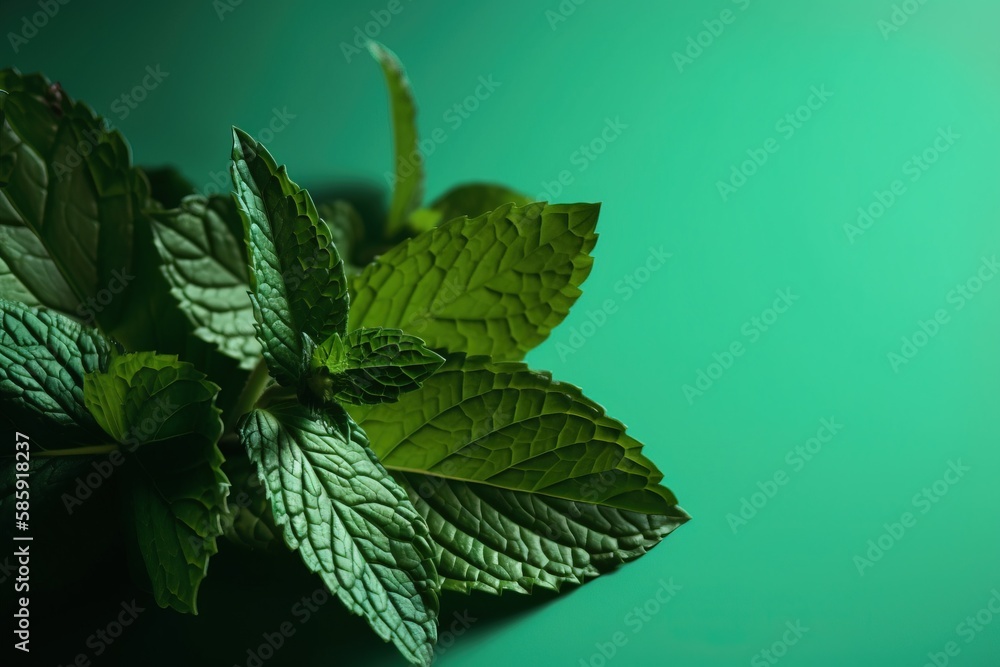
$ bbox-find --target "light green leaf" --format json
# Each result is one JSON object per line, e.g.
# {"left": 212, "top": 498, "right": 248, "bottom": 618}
{"left": 240, "top": 401, "right": 439, "bottom": 667}
{"left": 369, "top": 42, "right": 423, "bottom": 239}
{"left": 350, "top": 355, "right": 688, "bottom": 594}
{"left": 408, "top": 182, "right": 532, "bottom": 232}
{"left": 0, "top": 68, "right": 148, "bottom": 331}
{"left": 230, "top": 128, "right": 349, "bottom": 386}
{"left": 0, "top": 298, "right": 111, "bottom": 437}
{"left": 150, "top": 195, "right": 259, "bottom": 370}
{"left": 349, "top": 202, "right": 599, "bottom": 361}
{"left": 309, "top": 327, "right": 444, "bottom": 405}
{"left": 83, "top": 351, "right": 227, "bottom": 614}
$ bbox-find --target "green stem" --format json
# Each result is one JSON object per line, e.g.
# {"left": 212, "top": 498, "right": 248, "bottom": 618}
{"left": 36, "top": 444, "right": 118, "bottom": 457}
{"left": 224, "top": 359, "right": 272, "bottom": 433}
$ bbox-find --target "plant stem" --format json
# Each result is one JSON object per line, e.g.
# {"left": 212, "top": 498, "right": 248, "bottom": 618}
{"left": 36, "top": 444, "right": 118, "bottom": 457}
{"left": 225, "top": 359, "right": 271, "bottom": 433}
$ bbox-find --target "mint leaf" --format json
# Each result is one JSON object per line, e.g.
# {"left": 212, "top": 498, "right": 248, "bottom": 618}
{"left": 369, "top": 42, "right": 423, "bottom": 239}
{"left": 150, "top": 195, "right": 259, "bottom": 370}
{"left": 349, "top": 355, "right": 687, "bottom": 594}
{"left": 349, "top": 202, "right": 599, "bottom": 360}
{"left": 408, "top": 183, "right": 532, "bottom": 232}
{"left": 83, "top": 352, "right": 223, "bottom": 446}
{"left": 230, "top": 129, "right": 349, "bottom": 386}
{"left": 83, "top": 352, "right": 227, "bottom": 614}
{"left": 126, "top": 433, "right": 228, "bottom": 615}
{"left": 0, "top": 298, "right": 111, "bottom": 437}
{"left": 240, "top": 401, "right": 439, "bottom": 667}
{"left": 0, "top": 69, "right": 148, "bottom": 331}
{"left": 220, "top": 452, "right": 278, "bottom": 551}
{"left": 309, "top": 328, "right": 444, "bottom": 405}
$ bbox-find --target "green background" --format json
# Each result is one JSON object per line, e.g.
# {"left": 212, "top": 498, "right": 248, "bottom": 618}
{"left": 3, "top": 0, "right": 999, "bottom": 665}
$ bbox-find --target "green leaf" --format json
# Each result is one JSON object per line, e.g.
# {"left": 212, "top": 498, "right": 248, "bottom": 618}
{"left": 125, "top": 431, "right": 228, "bottom": 615}
{"left": 83, "top": 352, "right": 223, "bottom": 446}
{"left": 309, "top": 327, "right": 444, "bottom": 405}
{"left": 240, "top": 401, "right": 439, "bottom": 667}
{"left": 143, "top": 166, "right": 196, "bottom": 209}
{"left": 408, "top": 182, "right": 532, "bottom": 232}
{"left": 0, "top": 68, "right": 148, "bottom": 331}
{"left": 220, "top": 452, "right": 278, "bottom": 551}
{"left": 0, "top": 298, "right": 111, "bottom": 438}
{"left": 150, "top": 195, "right": 259, "bottom": 370}
{"left": 83, "top": 351, "right": 227, "bottom": 614}
{"left": 349, "top": 355, "right": 688, "bottom": 594}
{"left": 349, "top": 202, "right": 599, "bottom": 361}
{"left": 369, "top": 42, "right": 423, "bottom": 240}
{"left": 230, "top": 128, "right": 349, "bottom": 386}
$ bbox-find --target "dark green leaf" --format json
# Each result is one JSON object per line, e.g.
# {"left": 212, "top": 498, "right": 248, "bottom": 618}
{"left": 150, "top": 195, "right": 259, "bottom": 369}
{"left": 220, "top": 451, "right": 278, "bottom": 551}
{"left": 230, "top": 128, "right": 349, "bottom": 386}
{"left": 350, "top": 355, "right": 687, "bottom": 594}
{"left": 349, "top": 202, "right": 599, "bottom": 360}
{"left": 0, "top": 298, "right": 111, "bottom": 438}
{"left": 309, "top": 327, "right": 444, "bottom": 405}
{"left": 369, "top": 42, "right": 423, "bottom": 239}
{"left": 240, "top": 401, "right": 439, "bottom": 666}
{"left": 83, "top": 351, "right": 227, "bottom": 614}
{"left": 126, "top": 431, "right": 228, "bottom": 615}
{"left": 0, "top": 68, "right": 148, "bottom": 332}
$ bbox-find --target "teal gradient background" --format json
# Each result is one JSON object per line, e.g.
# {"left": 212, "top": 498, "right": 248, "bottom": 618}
{"left": 3, "top": 0, "right": 999, "bottom": 665}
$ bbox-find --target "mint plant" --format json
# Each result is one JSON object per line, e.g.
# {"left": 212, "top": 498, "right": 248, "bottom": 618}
{"left": 0, "top": 43, "right": 688, "bottom": 665}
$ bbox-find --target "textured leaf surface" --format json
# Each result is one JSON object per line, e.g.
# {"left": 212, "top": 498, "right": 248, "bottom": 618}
{"left": 84, "top": 352, "right": 227, "bottom": 614}
{"left": 150, "top": 195, "right": 259, "bottom": 369}
{"left": 369, "top": 42, "right": 422, "bottom": 239}
{"left": 310, "top": 327, "right": 444, "bottom": 405}
{"left": 83, "top": 352, "right": 223, "bottom": 446}
{"left": 350, "top": 355, "right": 688, "bottom": 594}
{"left": 230, "top": 129, "right": 349, "bottom": 385}
{"left": 220, "top": 453, "right": 278, "bottom": 551}
{"left": 0, "top": 298, "right": 110, "bottom": 435}
{"left": 408, "top": 182, "right": 532, "bottom": 232}
{"left": 240, "top": 401, "right": 439, "bottom": 666}
{"left": 349, "top": 202, "right": 599, "bottom": 360}
{"left": 0, "top": 68, "right": 147, "bottom": 331}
